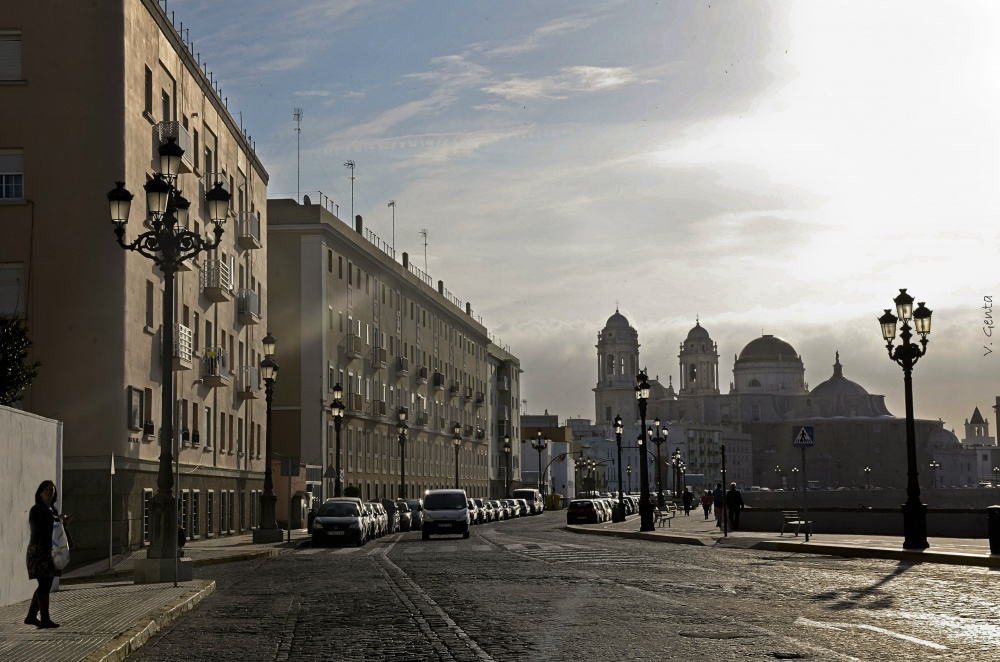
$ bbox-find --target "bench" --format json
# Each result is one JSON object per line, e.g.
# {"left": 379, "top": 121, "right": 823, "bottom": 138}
{"left": 654, "top": 505, "right": 677, "bottom": 528}
{"left": 780, "top": 510, "right": 813, "bottom": 537}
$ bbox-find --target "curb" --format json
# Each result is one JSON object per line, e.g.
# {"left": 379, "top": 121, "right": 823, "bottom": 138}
{"left": 81, "top": 579, "right": 216, "bottom": 662}
{"left": 62, "top": 549, "right": 280, "bottom": 585}
{"left": 751, "top": 540, "right": 1000, "bottom": 568}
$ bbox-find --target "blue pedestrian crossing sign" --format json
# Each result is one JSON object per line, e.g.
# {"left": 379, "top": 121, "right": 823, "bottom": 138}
{"left": 793, "top": 426, "right": 815, "bottom": 447}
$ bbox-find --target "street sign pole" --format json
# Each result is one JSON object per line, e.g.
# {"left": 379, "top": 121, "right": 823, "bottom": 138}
{"left": 793, "top": 426, "right": 814, "bottom": 542}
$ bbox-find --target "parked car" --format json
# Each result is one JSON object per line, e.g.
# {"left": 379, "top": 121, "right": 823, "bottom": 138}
{"left": 516, "top": 498, "right": 530, "bottom": 517}
{"left": 312, "top": 497, "right": 368, "bottom": 546}
{"left": 566, "top": 499, "right": 598, "bottom": 524}
{"left": 396, "top": 500, "right": 412, "bottom": 532}
{"left": 421, "top": 489, "right": 471, "bottom": 540}
{"left": 491, "top": 499, "right": 508, "bottom": 520}
{"left": 473, "top": 498, "right": 488, "bottom": 524}
{"left": 381, "top": 499, "right": 399, "bottom": 534}
{"left": 467, "top": 499, "right": 481, "bottom": 525}
{"left": 368, "top": 501, "right": 389, "bottom": 537}
{"left": 405, "top": 498, "right": 423, "bottom": 530}
{"left": 512, "top": 488, "right": 544, "bottom": 514}
{"left": 481, "top": 500, "right": 496, "bottom": 522}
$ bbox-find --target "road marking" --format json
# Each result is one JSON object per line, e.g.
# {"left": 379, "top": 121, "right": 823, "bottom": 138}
{"left": 795, "top": 617, "right": 948, "bottom": 650}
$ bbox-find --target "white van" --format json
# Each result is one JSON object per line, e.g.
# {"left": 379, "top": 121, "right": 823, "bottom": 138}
{"left": 421, "top": 489, "right": 471, "bottom": 540}
{"left": 512, "top": 488, "right": 544, "bottom": 515}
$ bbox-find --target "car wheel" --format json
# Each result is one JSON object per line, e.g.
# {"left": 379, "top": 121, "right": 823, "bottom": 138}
{"left": 422, "top": 530, "right": 430, "bottom": 541}
{"left": 462, "top": 531, "right": 470, "bottom": 539}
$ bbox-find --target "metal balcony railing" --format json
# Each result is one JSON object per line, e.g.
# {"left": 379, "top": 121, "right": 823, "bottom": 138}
{"left": 202, "top": 346, "right": 229, "bottom": 387}
{"left": 238, "top": 366, "right": 259, "bottom": 398}
{"left": 238, "top": 211, "right": 262, "bottom": 249}
{"left": 201, "top": 260, "right": 232, "bottom": 302}
{"left": 237, "top": 289, "right": 261, "bottom": 324}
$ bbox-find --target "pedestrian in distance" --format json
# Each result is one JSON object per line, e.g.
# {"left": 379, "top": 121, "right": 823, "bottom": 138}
{"left": 25, "top": 480, "right": 72, "bottom": 629}
{"left": 177, "top": 523, "right": 187, "bottom": 550}
{"left": 712, "top": 483, "right": 725, "bottom": 528}
{"left": 726, "top": 482, "right": 745, "bottom": 531}
{"left": 681, "top": 487, "right": 693, "bottom": 515}
{"left": 701, "top": 490, "right": 712, "bottom": 519}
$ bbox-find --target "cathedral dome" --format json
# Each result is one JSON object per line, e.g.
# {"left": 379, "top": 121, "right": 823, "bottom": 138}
{"left": 810, "top": 354, "right": 870, "bottom": 399}
{"left": 686, "top": 321, "right": 711, "bottom": 340}
{"left": 604, "top": 309, "right": 633, "bottom": 331}
{"left": 738, "top": 335, "right": 800, "bottom": 362}
{"left": 927, "top": 426, "right": 961, "bottom": 448}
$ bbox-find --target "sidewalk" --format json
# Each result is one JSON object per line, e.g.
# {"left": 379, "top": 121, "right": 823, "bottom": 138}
{"left": 567, "top": 507, "right": 1000, "bottom": 568}
{"left": 0, "top": 529, "right": 310, "bottom": 662}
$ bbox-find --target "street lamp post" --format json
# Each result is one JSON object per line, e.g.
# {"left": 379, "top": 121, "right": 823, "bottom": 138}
{"left": 531, "top": 430, "right": 548, "bottom": 494}
{"left": 864, "top": 466, "right": 871, "bottom": 490}
{"left": 775, "top": 465, "right": 782, "bottom": 490}
{"left": 502, "top": 435, "right": 511, "bottom": 497}
{"left": 879, "top": 288, "right": 933, "bottom": 550}
{"left": 626, "top": 465, "right": 632, "bottom": 494}
{"left": 994, "top": 466, "right": 999, "bottom": 487}
{"left": 254, "top": 333, "right": 283, "bottom": 544}
{"left": 452, "top": 422, "right": 462, "bottom": 489}
{"left": 671, "top": 448, "right": 682, "bottom": 498}
{"left": 397, "top": 408, "right": 408, "bottom": 499}
{"left": 792, "top": 466, "right": 800, "bottom": 491}
{"left": 614, "top": 415, "right": 625, "bottom": 522}
{"left": 929, "top": 460, "right": 940, "bottom": 489}
{"left": 636, "top": 369, "right": 654, "bottom": 531}
{"left": 108, "top": 139, "right": 231, "bottom": 581}
{"left": 651, "top": 419, "right": 667, "bottom": 508}
{"left": 329, "top": 383, "right": 345, "bottom": 498}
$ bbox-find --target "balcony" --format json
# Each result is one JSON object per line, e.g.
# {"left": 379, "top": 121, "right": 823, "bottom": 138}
{"left": 238, "top": 211, "right": 262, "bottom": 249}
{"left": 464, "top": 387, "right": 474, "bottom": 402}
{"left": 432, "top": 372, "right": 445, "bottom": 390}
{"left": 347, "top": 393, "right": 364, "bottom": 413}
{"left": 237, "top": 366, "right": 259, "bottom": 399}
{"left": 449, "top": 381, "right": 460, "bottom": 398}
{"left": 372, "top": 347, "right": 387, "bottom": 369}
{"left": 346, "top": 334, "right": 364, "bottom": 360}
{"left": 475, "top": 392, "right": 485, "bottom": 406}
{"left": 397, "top": 356, "right": 409, "bottom": 375}
{"left": 498, "top": 376, "right": 510, "bottom": 391}
{"left": 415, "top": 412, "right": 429, "bottom": 427}
{"left": 416, "top": 366, "right": 428, "bottom": 384}
{"left": 156, "top": 121, "right": 194, "bottom": 173}
{"left": 498, "top": 405, "right": 510, "bottom": 421}
{"left": 161, "top": 323, "right": 194, "bottom": 370}
{"left": 464, "top": 425, "right": 474, "bottom": 438}
{"left": 437, "top": 416, "right": 446, "bottom": 431}
{"left": 200, "top": 260, "right": 232, "bottom": 302}
{"left": 372, "top": 400, "right": 387, "bottom": 418}
{"left": 202, "top": 346, "right": 230, "bottom": 387}
{"left": 237, "top": 289, "right": 261, "bottom": 325}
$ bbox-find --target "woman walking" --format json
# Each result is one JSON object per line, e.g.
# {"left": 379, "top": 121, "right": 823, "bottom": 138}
{"left": 25, "top": 480, "right": 71, "bottom": 628}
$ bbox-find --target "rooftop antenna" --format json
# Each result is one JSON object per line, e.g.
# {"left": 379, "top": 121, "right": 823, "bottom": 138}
{"left": 387, "top": 200, "right": 396, "bottom": 254}
{"left": 419, "top": 228, "right": 428, "bottom": 272}
{"left": 344, "top": 160, "right": 355, "bottom": 222}
{"left": 293, "top": 108, "right": 303, "bottom": 203}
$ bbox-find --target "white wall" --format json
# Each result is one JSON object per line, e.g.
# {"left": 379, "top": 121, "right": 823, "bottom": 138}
{"left": 0, "top": 406, "right": 62, "bottom": 607}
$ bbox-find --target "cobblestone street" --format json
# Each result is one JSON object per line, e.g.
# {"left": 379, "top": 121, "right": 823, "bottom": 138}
{"left": 128, "top": 514, "right": 1000, "bottom": 661}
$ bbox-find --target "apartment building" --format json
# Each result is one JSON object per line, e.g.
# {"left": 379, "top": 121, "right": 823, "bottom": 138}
{"left": 267, "top": 199, "right": 516, "bottom": 502}
{"left": 0, "top": 1, "right": 269, "bottom": 560}
{"left": 488, "top": 342, "right": 522, "bottom": 497}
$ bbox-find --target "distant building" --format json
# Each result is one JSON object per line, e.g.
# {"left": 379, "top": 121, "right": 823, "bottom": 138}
{"left": 960, "top": 403, "right": 1000, "bottom": 485}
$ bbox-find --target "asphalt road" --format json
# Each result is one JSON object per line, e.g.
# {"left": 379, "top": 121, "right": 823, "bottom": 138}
{"left": 128, "top": 512, "right": 1000, "bottom": 661}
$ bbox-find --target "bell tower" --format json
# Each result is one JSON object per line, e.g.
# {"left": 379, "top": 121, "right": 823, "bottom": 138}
{"left": 678, "top": 318, "right": 720, "bottom": 396}
{"left": 594, "top": 307, "right": 640, "bottom": 425}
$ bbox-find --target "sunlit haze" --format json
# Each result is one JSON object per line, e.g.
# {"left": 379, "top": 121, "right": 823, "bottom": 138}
{"left": 172, "top": 0, "right": 1000, "bottom": 434}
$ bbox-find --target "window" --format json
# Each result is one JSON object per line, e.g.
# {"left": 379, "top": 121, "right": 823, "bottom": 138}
{"left": 143, "top": 66, "right": 153, "bottom": 115}
{"left": 161, "top": 89, "right": 171, "bottom": 122}
{"left": 748, "top": 379, "right": 762, "bottom": 388}
{"left": 145, "top": 280, "right": 154, "bottom": 328}
{"left": 0, "top": 151, "right": 24, "bottom": 200}
{"left": 0, "top": 31, "right": 22, "bottom": 81}
{"left": 328, "top": 249, "right": 333, "bottom": 273}
{"left": 204, "top": 128, "right": 217, "bottom": 176}
{"left": 0, "top": 262, "right": 24, "bottom": 317}
{"left": 192, "top": 491, "right": 200, "bottom": 537}
{"left": 207, "top": 491, "right": 215, "bottom": 534}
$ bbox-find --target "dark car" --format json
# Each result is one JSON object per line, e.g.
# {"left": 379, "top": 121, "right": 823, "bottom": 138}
{"left": 396, "top": 500, "right": 412, "bottom": 532}
{"left": 311, "top": 499, "right": 367, "bottom": 546}
{"left": 566, "top": 499, "right": 599, "bottom": 524}
{"left": 405, "top": 498, "right": 423, "bottom": 530}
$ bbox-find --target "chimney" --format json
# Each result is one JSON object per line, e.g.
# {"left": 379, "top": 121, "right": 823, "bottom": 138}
{"left": 438, "top": 280, "right": 444, "bottom": 295}
{"left": 354, "top": 214, "right": 363, "bottom": 234}
{"left": 402, "top": 252, "right": 409, "bottom": 268}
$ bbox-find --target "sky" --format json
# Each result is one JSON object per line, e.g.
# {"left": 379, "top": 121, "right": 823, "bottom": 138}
{"left": 169, "top": 0, "right": 1000, "bottom": 435}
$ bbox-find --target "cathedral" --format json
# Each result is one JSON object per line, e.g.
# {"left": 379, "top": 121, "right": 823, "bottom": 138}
{"left": 593, "top": 309, "right": 968, "bottom": 490}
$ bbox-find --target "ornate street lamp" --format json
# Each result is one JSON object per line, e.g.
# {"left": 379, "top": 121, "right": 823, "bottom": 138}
{"left": 614, "top": 415, "right": 625, "bottom": 522}
{"left": 879, "top": 288, "right": 932, "bottom": 550}
{"left": 994, "top": 466, "right": 999, "bottom": 487}
{"left": 626, "top": 464, "right": 632, "bottom": 494}
{"left": 108, "top": 140, "right": 231, "bottom": 582}
{"left": 670, "top": 447, "right": 682, "bottom": 499}
{"left": 651, "top": 419, "right": 667, "bottom": 507}
{"left": 863, "top": 466, "right": 871, "bottom": 490}
{"left": 502, "top": 434, "right": 511, "bottom": 497}
{"left": 775, "top": 465, "right": 782, "bottom": 490}
{"left": 397, "top": 407, "right": 408, "bottom": 499}
{"left": 254, "top": 333, "right": 282, "bottom": 543}
{"left": 636, "top": 369, "right": 654, "bottom": 531}
{"left": 453, "top": 421, "right": 462, "bottom": 489}
{"left": 531, "top": 430, "right": 548, "bottom": 495}
{"left": 792, "top": 466, "right": 800, "bottom": 491}
{"left": 929, "top": 460, "right": 940, "bottom": 489}
{"left": 328, "top": 383, "right": 345, "bottom": 497}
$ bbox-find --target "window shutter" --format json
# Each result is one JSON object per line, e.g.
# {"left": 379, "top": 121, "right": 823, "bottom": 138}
{"left": 0, "top": 32, "right": 22, "bottom": 81}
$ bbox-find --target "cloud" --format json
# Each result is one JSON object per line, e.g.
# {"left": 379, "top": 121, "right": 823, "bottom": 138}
{"left": 293, "top": 89, "right": 332, "bottom": 97}
{"left": 483, "top": 65, "right": 640, "bottom": 100}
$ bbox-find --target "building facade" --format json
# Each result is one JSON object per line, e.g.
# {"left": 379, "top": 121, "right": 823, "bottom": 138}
{"left": 0, "top": 0, "right": 269, "bottom": 560}
{"left": 267, "top": 199, "right": 518, "bottom": 503}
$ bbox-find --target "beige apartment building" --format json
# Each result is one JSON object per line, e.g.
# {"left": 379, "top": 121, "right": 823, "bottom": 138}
{"left": 267, "top": 199, "right": 520, "bottom": 503}
{"left": 0, "top": 1, "right": 269, "bottom": 561}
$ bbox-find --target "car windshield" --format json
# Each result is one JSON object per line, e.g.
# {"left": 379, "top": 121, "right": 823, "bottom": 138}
{"left": 569, "top": 501, "right": 593, "bottom": 509}
{"left": 423, "top": 493, "right": 467, "bottom": 510}
{"left": 318, "top": 503, "right": 359, "bottom": 517}
{"left": 512, "top": 491, "right": 535, "bottom": 500}
{"left": 396, "top": 502, "right": 410, "bottom": 512}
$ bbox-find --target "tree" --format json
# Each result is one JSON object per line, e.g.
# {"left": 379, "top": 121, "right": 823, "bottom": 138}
{"left": 0, "top": 317, "right": 40, "bottom": 406}
{"left": 343, "top": 485, "right": 361, "bottom": 498}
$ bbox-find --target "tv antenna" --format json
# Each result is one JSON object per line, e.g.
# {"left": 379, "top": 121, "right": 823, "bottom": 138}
{"left": 293, "top": 108, "right": 303, "bottom": 203}
{"left": 387, "top": 200, "right": 396, "bottom": 254}
{"left": 419, "top": 228, "right": 428, "bottom": 272}
{"left": 344, "top": 160, "right": 355, "bottom": 223}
